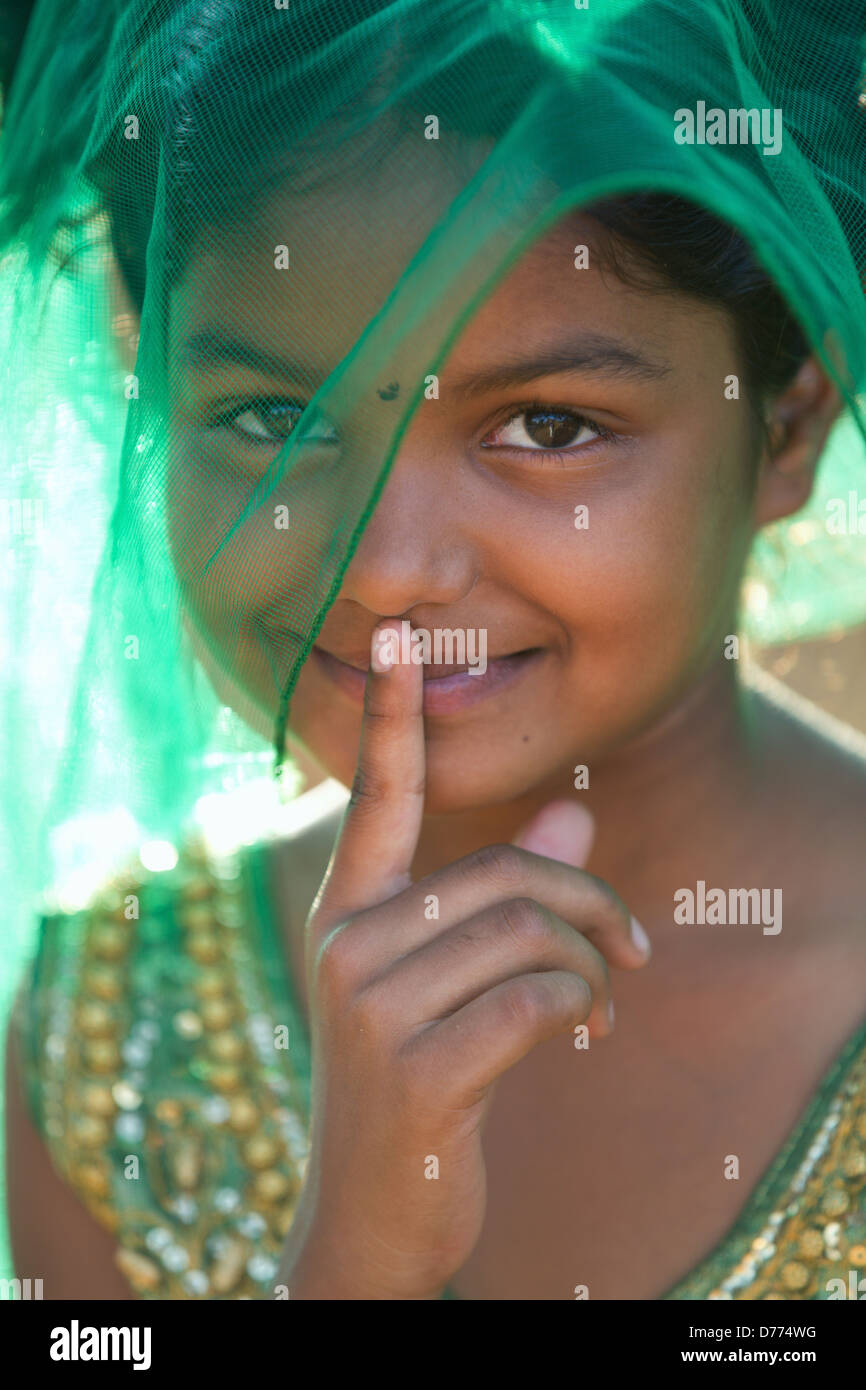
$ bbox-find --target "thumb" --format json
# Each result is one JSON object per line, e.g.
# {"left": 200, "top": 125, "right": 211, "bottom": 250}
{"left": 512, "top": 799, "right": 595, "bottom": 868}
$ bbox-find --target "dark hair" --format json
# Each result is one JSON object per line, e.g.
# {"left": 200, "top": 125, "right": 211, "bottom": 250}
{"left": 111, "top": 182, "right": 810, "bottom": 452}
{"left": 584, "top": 194, "right": 811, "bottom": 448}
{"left": 7, "top": 0, "right": 812, "bottom": 443}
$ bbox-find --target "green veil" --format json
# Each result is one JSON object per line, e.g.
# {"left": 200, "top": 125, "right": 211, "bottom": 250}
{"left": 1, "top": 0, "right": 865, "bottom": 1276}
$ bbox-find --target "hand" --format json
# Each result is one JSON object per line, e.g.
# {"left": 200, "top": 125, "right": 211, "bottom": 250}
{"left": 279, "top": 622, "right": 651, "bottom": 1299}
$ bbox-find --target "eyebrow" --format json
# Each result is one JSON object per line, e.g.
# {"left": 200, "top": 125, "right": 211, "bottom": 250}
{"left": 445, "top": 333, "right": 673, "bottom": 397}
{"left": 181, "top": 329, "right": 318, "bottom": 383}
{"left": 180, "top": 327, "right": 672, "bottom": 393}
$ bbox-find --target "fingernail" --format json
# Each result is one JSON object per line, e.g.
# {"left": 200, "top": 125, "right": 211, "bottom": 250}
{"left": 512, "top": 800, "right": 594, "bottom": 867}
{"left": 607, "top": 998, "right": 615, "bottom": 1028}
{"left": 371, "top": 628, "right": 396, "bottom": 673}
{"left": 630, "top": 916, "right": 651, "bottom": 957}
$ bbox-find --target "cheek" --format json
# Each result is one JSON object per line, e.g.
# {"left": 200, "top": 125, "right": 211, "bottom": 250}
{"left": 486, "top": 432, "right": 754, "bottom": 679}
{"left": 577, "top": 443, "right": 754, "bottom": 683}
{"left": 166, "top": 431, "right": 341, "bottom": 709}
{"left": 161, "top": 438, "right": 279, "bottom": 727}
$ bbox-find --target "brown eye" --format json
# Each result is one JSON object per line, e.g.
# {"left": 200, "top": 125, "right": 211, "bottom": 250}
{"left": 485, "top": 406, "right": 610, "bottom": 454}
{"left": 521, "top": 408, "right": 589, "bottom": 448}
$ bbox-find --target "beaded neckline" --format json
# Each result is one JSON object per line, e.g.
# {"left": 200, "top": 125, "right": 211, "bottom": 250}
{"left": 661, "top": 1013, "right": 866, "bottom": 1299}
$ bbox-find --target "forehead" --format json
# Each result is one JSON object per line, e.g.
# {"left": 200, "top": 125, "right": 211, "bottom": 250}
{"left": 168, "top": 168, "right": 730, "bottom": 385}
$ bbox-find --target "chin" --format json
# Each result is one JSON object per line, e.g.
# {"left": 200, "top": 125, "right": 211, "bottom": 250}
{"left": 422, "top": 739, "right": 555, "bottom": 812}
{"left": 306, "top": 737, "right": 563, "bottom": 816}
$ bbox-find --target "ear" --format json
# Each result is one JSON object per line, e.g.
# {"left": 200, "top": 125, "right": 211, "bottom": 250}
{"left": 753, "top": 357, "right": 843, "bottom": 527}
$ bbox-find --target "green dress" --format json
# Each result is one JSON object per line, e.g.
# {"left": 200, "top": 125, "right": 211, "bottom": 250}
{"left": 11, "top": 833, "right": 866, "bottom": 1301}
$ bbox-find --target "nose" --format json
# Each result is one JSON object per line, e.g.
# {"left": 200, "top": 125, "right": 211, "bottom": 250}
{"left": 337, "top": 425, "right": 478, "bottom": 614}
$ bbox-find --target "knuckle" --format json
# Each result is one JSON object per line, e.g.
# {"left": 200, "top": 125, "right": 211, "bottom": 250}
{"left": 499, "top": 897, "right": 549, "bottom": 953}
{"left": 500, "top": 976, "right": 546, "bottom": 1031}
{"left": 349, "top": 766, "right": 426, "bottom": 815}
{"left": 347, "top": 981, "right": 392, "bottom": 1039}
{"left": 502, "top": 974, "right": 591, "bottom": 1034}
{"left": 348, "top": 767, "right": 386, "bottom": 816}
{"left": 472, "top": 841, "right": 525, "bottom": 890}
{"left": 314, "top": 922, "right": 362, "bottom": 996}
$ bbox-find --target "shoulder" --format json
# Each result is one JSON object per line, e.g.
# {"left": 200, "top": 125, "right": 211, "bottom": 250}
{"left": 748, "top": 668, "right": 866, "bottom": 857}
{"left": 8, "top": 834, "right": 311, "bottom": 1298}
{"left": 744, "top": 667, "right": 866, "bottom": 957}
{"left": 748, "top": 662, "right": 866, "bottom": 795}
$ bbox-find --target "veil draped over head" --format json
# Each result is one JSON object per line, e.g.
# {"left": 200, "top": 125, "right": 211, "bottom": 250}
{"left": 1, "top": 0, "right": 865, "bottom": 947}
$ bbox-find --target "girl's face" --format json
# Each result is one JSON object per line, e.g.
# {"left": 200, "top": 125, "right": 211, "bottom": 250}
{"left": 167, "top": 183, "right": 770, "bottom": 815}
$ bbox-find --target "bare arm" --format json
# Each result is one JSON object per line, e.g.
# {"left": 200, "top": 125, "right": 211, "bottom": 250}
{"left": 4, "top": 1018, "right": 135, "bottom": 1300}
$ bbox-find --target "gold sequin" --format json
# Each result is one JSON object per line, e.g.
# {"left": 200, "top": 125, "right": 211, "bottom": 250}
{"left": 114, "top": 1249, "right": 162, "bottom": 1292}
{"left": 208, "top": 1031, "right": 245, "bottom": 1063}
{"left": 180, "top": 875, "right": 216, "bottom": 902}
{"left": 242, "top": 1135, "right": 281, "bottom": 1170}
{"left": 209, "top": 1064, "right": 242, "bottom": 1093}
{"left": 252, "top": 1169, "right": 292, "bottom": 1203}
{"left": 228, "top": 1097, "right": 259, "bottom": 1133}
{"left": 84, "top": 965, "right": 124, "bottom": 1001}
{"left": 210, "top": 1238, "right": 248, "bottom": 1295}
{"left": 780, "top": 1261, "right": 810, "bottom": 1291}
{"left": 84, "top": 1040, "right": 121, "bottom": 1073}
{"left": 798, "top": 1229, "right": 824, "bottom": 1258}
{"left": 72, "top": 1115, "right": 111, "bottom": 1148}
{"left": 820, "top": 1189, "right": 850, "bottom": 1216}
{"left": 194, "top": 969, "right": 230, "bottom": 999}
{"left": 841, "top": 1148, "right": 866, "bottom": 1178}
{"left": 167, "top": 1137, "right": 203, "bottom": 1191}
{"left": 186, "top": 932, "right": 221, "bottom": 964}
{"left": 201, "top": 999, "right": 235, "bottom": 1031}
{"left": 82, "top": 1084, "right": 116, "bottom": 1117}
{"left": 77, "top": 1002, "right": 117, "bottom": 1037}
{"left": 89, "top": 925, "right": 130, "bottom": 960}
{"left": 75, "top": 1163, "right": 109, "bottom": 1197}
{"left": 178, "top": 903, "right": 217, "bottom": 931}
{"left": 154, "top": 1099, "right": 184, "bottom": 1126}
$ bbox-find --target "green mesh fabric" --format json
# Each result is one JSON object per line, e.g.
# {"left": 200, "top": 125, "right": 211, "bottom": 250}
{"left": 1, "top": 0, "right": 866, "bottom": 1279}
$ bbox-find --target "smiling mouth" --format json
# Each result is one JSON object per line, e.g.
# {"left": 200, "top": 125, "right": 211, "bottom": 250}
{"left": 310, "top": 644, "right": 544, "bottom": 715}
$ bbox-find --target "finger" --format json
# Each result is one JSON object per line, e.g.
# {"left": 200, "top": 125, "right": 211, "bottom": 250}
{"left": 311, "top": 619, "right": 426, "bottom": 932}
{"left": 362, "top": 897, "right": 614, "bottom": 1037}
{"left": 340, "top": 842, "right": 650, "bottom": 972}
{"left": 513, "top": 798, "right": 595, "bottom": 867}
{"left": 407, "top": 970, "right": 595, "bottom": 1101}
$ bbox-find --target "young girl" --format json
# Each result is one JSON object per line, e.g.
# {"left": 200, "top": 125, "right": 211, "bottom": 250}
{"left": 3, "top": 0, "right": 866, "bottom": 1300}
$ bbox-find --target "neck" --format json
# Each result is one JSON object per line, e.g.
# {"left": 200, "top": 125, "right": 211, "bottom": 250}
{"left": 411, "top": 660, "right": 767, "bottom": 919}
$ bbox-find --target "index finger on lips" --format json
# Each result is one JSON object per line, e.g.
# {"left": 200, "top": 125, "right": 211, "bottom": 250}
{"left": 309, "top": 620, "right": 426, "bottom": 935}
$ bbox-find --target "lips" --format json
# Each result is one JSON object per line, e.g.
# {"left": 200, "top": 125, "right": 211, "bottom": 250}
{"left": 310, "top": 643, "right": 544, "bottom": 715}
{"left": 315, "top": 646, "right": 536, "bottom": 678}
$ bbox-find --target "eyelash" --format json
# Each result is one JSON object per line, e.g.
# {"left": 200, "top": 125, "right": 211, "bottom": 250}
{"left": 481, "top": 400, "right": 619, "bottom": 465}
{"left": 209, "top": 397, "right": 312, "bottom": 445}
{"left": 207, "top": 395, "right": 621, "bottom": 464}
